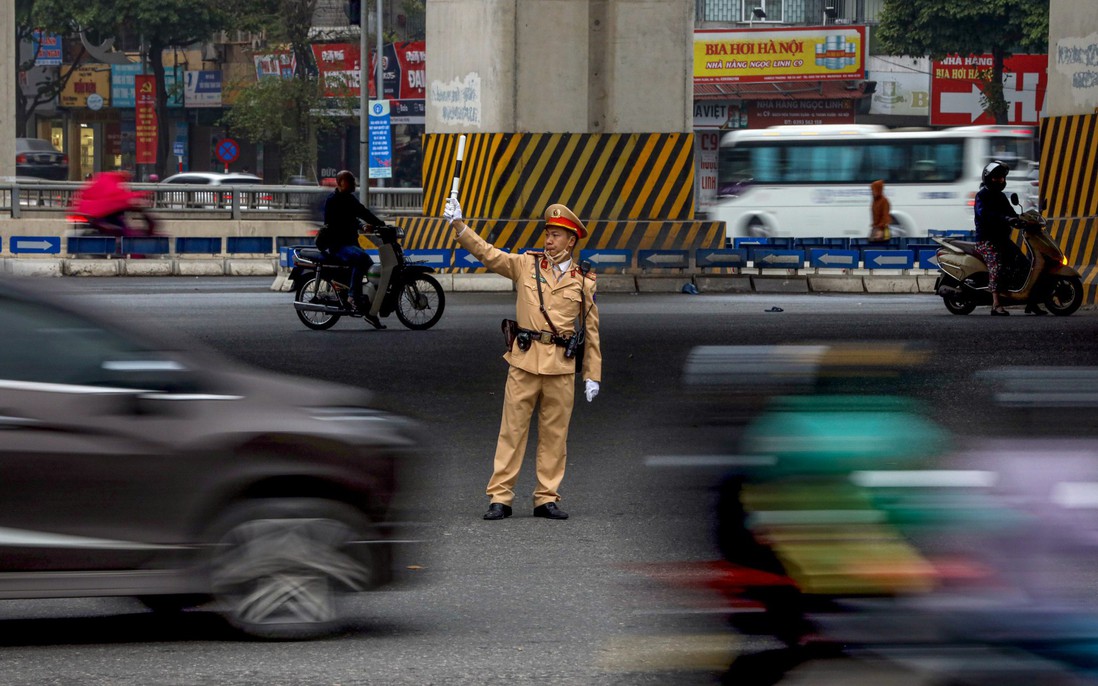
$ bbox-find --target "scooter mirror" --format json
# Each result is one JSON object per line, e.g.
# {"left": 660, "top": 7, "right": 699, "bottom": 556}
{"left": 1010, "top": 192, "right": 1020, "bottom": 206}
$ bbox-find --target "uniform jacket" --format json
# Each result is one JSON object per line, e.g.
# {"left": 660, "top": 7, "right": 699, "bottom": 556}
{"left": 457, "top": 228, "right": 602, "bottom": 382}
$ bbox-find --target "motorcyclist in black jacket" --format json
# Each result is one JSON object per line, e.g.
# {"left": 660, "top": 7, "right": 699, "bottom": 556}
{"left": 322, "top": 170, "right": 385, "bottom": 328}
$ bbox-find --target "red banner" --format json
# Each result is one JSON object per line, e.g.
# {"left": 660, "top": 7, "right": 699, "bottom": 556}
{"left": 135, "top": 75, "right": 157, "bottom": 165}
{"left": 930, "top": 54, "right": 1047, "bottom": 126}
{"left": 312, "top": 43, "right": 361, "bottom": 97}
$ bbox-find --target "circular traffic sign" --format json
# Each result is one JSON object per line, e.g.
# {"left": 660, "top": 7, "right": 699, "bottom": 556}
{"left": 216, "top": 138, "right": 240, "bottom": 163}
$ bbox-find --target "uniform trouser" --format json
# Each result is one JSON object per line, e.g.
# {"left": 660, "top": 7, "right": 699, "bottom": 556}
{"left": 487, "top": 365, "right": 575, "bottom": 508}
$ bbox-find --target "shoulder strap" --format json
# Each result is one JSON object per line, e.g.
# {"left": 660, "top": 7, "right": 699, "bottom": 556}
{"left": 533, "top": 254, "right": 560, "bottom": 335}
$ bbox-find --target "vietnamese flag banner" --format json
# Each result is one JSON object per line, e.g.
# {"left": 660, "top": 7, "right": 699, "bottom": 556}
{"left": 135, "top": 74, "right": 158, "bottom": 165}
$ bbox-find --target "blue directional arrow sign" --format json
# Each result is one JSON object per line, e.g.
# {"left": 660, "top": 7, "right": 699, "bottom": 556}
{"left": 695, "top": 249, "right": 746, "bottom": 268}
{"left": 809, "top": 248, "right": 859, "bottom": 269}
{"left": 863, "top": 249, "right": 914, "bottom": 269}
{"left": 638, "top": 250, "right": 689, "bottom": 269}
{"left": 918, "top": 249, "right": 940, "bottom": 269}
{"left": 749, "top": 248, "right": 805, "bottom": 268}
{"left": 403, "top": 249, "right": 451, "bottom": 268}
{"left": 454, "top": 248, "right": 508, "bottom": 269}
{"left": 579, "top": 249, "right": 632, "bottom": 272}
{"left": 733, "top": 237, "right": 768, "bottom": 248}
{"left": 10, "top": 236, "right": 61, "bottom": 254}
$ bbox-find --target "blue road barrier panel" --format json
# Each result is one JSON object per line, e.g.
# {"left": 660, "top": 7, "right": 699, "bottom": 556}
{"left": 277, "top": 236, "right": 314, "bottom": 250}
{"left": 695, "top": 249, "right": 747, "bottom": 268}
{"left": 638, "top": 249, "right": 689, "bottom": 270}
{"left": 863, "top": 249, "right": 915, "bottom": 269}
{"left": 749, "top": 247, "right": 806, "bottom": 268}
{"left": 10, "top": 236, "right": 61, "bottom": 254}
{"left": 732, "top": 237, "right": 768, "bottom": 248}
{"left": 796, "top": 237, "right": 850, "bottom": 249}
{"left": 579, "top": 249, "right": 632, "bottom": 272}
{"left": 227, "top": 236, "right": 274, "bottom": 254}
{"left": 67, "top": 236, "right": 117, "bottom": 255}
{"left": 175, "top": 237, "right": 223, "bottom": 254}
{"left": 809, "top": 248, "right": 860, "bottom": 269}
{"left": 403, "top": 249, "right": 451, "bottom": 268}
{"left": 454, "top": 247, "right": 509, "bottom": 269}
{"left": 121, "top": 236, "right": 170, "bottom": 255}
{"left": 918, "top": 249, "right": 940, "bottom": 269}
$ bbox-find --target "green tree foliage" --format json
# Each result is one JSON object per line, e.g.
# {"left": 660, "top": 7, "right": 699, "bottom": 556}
{"left": 220, "top": 0, "right": 355, "bottom": 182}
{"left": 877, "top": 0, "right": 1049, "bottom": 124}
{"left": 34, "top": 0, "right": 232, "bottom": 177}
{"left": 15, "top": 0, "right": 86, "bottom": 138}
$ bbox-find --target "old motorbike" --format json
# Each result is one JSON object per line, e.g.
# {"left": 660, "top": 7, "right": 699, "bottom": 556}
{"left": 291, "top": 223, "right": 445, "bottom": 331}
{"left": 933, "top": 193, "right": 1083, "bottom": 316}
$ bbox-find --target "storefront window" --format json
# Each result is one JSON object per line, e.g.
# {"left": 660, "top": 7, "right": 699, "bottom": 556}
{"left": 79, "top": 125, "right": 96, "bottom": 178}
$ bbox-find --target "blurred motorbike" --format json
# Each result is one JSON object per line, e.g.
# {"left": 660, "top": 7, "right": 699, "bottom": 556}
{"left": 934, "top": 193, "right": 1082, "bottom": 316}
{"left": 290, "top": 223, "right": 445, "bottom": 331}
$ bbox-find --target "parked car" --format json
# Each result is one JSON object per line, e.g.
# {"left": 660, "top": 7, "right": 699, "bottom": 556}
{"left": 0, "top": 278, "right": 423, "bottom": 639}
{"left": 160, "top": 172, "right": 268, "bottom": 209}
{"left": 15, "top": 138, "right": 68, "bottom": 180}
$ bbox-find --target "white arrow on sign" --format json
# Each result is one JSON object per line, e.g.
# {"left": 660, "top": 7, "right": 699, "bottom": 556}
{"left": 462, "top": 253, "right": 481, "bottom": 264}
{"left": 699, "top": 253, "right": 743, "bottom": 265}
{"left": 644, "top": 254, "right": 686, "bottom": 265}
{"left": 872, "top": 254, "right": 911, "bottom": 267}
{"left": 587, "top": 253, "right": 628, "bottom": 264}
{"left": 817, "top": 253, "right": 855, "bottom": 265}
{"left": 14, "top": 239, "right": 58, "bottom": 251}
{"left": 940, "top": 84, "right": 985, "bottom": 123}
{"left": 758, "top": 253, "right": 802, "bottom": 265}
{"left": 409, "top": 254, "right": 445, "bottom": 264}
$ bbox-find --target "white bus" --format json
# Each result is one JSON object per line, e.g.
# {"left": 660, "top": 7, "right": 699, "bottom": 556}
{"left": 711, "top": 124, "right": 1037, "bottom": 242}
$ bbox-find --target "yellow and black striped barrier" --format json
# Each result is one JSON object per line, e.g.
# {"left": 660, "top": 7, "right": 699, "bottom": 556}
{"left": 1040, "top": 113, "right": 1098, "bottom": 303}
{"left": 422, "top": 133, "right": 696, "bottom": 221}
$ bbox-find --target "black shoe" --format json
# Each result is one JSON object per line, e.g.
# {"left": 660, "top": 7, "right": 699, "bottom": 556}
{"left": 990, "top": 308, "right": 1010, "bottom": 316}
{"left": 363, "top": 312, "right": 386, "bottom": 329}
{"left": 483, "top": 503, "right": 512, "bottom": 520}
{"left": 533, "top": 502, "right": 569, "bottom": 520}
{"left": 1025, "top": 304, "right": 1048, "bottom": 316}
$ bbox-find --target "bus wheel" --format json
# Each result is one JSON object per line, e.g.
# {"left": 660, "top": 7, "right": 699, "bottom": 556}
{"left": 746, "top": 217, "right": 768, "bottom": 238}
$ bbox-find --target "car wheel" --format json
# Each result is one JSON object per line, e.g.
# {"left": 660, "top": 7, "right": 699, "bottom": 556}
{"left": 746, "top": 216, "right": 769, "bottom": 238}
{"left": 206, "top": 498, "right": 376, "bottom": 640}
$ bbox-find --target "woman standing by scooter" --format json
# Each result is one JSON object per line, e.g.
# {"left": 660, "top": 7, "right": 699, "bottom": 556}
{"left": 974, "top": 161, "right": 1043, "bottom": 315}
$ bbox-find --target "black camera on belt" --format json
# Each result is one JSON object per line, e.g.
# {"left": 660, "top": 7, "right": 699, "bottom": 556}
{"left": 516, "top": 331, "right": 532, "bottom": 351}
{"left": 564, "top": 330, "right": 584, "bottom": 359}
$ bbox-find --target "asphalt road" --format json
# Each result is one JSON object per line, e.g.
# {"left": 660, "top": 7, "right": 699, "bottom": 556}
{"left": 3, "top": 277, "right": 1098, "bottom": 685}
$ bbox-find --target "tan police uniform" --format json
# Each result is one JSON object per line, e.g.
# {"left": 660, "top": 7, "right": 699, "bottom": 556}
{"left": 455, "top": 204, "right": 602, "bottom": 508}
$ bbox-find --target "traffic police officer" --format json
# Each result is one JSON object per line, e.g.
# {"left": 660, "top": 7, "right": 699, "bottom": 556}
{"left": 444, "top": 197, "right": 602, "bottom": 520}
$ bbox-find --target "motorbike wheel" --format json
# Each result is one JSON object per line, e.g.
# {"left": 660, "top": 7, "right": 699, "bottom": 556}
{"left": 1045, "top": 276, "right": 1084, "bottom": 316}
{"left": 395, "top": 274, "right": 445, "bottom": 330}
{"left": 942, "top": 293, "right": 976, "bottom": 315}
{"left": 295, "top": 276, "right": 342, "bottom": 330}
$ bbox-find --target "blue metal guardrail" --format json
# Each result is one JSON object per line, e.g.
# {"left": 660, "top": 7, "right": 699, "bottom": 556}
{"left": 9, "top": 235, "right": 952, "bottom": 272}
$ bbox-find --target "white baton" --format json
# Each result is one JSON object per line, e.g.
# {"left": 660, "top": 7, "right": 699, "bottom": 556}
{"left": 450, "top": 134, "right": 466, "bottom": 200}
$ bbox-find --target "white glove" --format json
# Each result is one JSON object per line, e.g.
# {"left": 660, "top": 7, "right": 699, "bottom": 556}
{"left": 585, "top": 379, "right": 600, "bottom": 403}
{"left": 443, "top": 197, "right": 463, "bottom": 223}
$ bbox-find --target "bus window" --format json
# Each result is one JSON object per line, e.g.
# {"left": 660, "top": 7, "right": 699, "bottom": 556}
{"left": 989, "top": 137, "right": 1034, "bottom": 170}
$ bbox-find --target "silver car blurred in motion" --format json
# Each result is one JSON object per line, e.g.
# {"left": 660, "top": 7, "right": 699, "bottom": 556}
{"left": 0, "top": 278, "right": 422, "bottom": 639}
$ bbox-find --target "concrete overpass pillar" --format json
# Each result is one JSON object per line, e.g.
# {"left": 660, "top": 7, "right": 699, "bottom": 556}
{"left": 426, "top": 0, "right": 693, "bottom": 134}
{"left": 1, "top": 0, "right": 15, "bottom": 176}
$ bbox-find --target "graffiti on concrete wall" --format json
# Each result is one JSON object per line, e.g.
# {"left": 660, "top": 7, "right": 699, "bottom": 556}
{"left": 430, "top": 72, "right": 482, "bottom": 128}
{"left": 1056, "top": 32, "right": 1098, "bottom": 108}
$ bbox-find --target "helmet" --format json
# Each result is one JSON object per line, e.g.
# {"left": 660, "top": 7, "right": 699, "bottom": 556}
{"left": 982, "top": 160, "right": 1009, "bottom": 184}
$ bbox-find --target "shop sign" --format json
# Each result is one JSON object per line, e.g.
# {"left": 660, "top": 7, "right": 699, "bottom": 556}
{"left": 390, "top": 98, "right": 425, "bottom": 125}
{"left": 32, "top": 31, "right": 62, "bottom": 66}
{"left": 930, "top": 54, "right": 1047, "bottom": 126}
{"left": 60, "top": 64, "right": 111, "bottom": 108}
{"left": 695, "top": 26, "right": 865, "bottom": 84}
{"left": 254, "top": 52, "right": 296, "bottom": 80}
{"left": 112, "top": 63, "right": 184, "bottom": 108}
{"left": 184, "top": 70, "right": 222, "bottom": 108}
{"left": 312, "top": 43, "right": 361, "bottom": 98}
{"left": 746, "top": 99, "right": 855, "bottom": 127}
